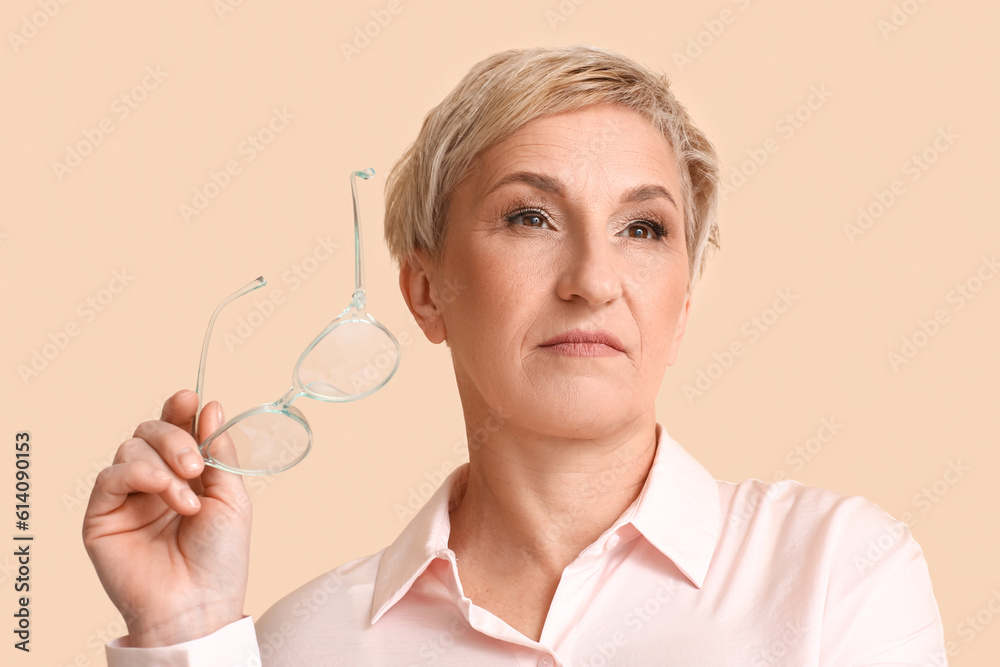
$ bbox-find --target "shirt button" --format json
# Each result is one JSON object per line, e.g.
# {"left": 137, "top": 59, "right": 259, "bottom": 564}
{"left": 605, "top": 534, "right": 620, "bottom": 551}
{"left": 537, "top": 655, "right": 554, "bottom": 667}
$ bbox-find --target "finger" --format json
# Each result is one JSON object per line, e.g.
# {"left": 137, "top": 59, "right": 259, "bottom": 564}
{"left": 111, "top": 438, "right": 204, "bottom": 514}
{"left": 84, "top": 460, "right": 181, "bottom": 518}
{"left": 131, "top": 420, "right": 205, "bottom": 480}
{"left": 160, "top": 389, "right": 200, "bottom": 434}
{"left": 197, "top": 401, "right": 250, "bottom": 506}
{"left": 198, "top": 401, "right": 241, "bottom": 469}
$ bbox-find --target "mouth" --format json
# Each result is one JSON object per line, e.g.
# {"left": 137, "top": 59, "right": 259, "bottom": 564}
{"left": 540, "top": 329, "right": 625, "bottom": 357}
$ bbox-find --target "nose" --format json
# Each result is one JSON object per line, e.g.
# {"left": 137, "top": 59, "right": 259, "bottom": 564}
{"left": 555, "top": 219, "right": 623, "bottom": 306}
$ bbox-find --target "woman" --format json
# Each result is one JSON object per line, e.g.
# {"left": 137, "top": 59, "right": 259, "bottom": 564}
{"left": 84, "top": 45, "right": 945, "bottom": 665}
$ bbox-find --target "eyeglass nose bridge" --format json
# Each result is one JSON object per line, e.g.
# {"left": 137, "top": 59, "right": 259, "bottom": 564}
{"left": 199, "top": 401, "right": 313, "bottom": 476}
{"left": 276, "top": 386, "right": 305, "bottom": 408}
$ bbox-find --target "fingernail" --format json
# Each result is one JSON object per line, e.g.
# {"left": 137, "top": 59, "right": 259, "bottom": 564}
{"left": 176, "top": 389, "right": 194, "bottom": 399}
{"left": 178, "top": 448, "right": 201, "bottom": 472}
{"left": 151, "top": 469, "right": 171, "bottom": 483}
{"left": 181, "top": 487, "right": 199, "bottom": 509}
{"left": 216, "top": 404, "right": 224, "bottom": 423}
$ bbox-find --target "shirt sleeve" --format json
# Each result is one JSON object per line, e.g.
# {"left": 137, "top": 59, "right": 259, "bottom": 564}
{"left": 106, "top": 616, "right": 261, "bottom": 667}
{"left": 820, "top": 498, "right": 948, "bottom": 666}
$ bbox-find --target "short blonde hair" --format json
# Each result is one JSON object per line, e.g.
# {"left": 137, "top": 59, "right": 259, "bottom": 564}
{"left": 384, "top": 45, "right": 721, "bottom": 288}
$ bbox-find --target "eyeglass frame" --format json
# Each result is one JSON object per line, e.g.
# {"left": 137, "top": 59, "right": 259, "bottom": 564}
{"left": 190, "top": 168, "right": 400, "bottom": 476}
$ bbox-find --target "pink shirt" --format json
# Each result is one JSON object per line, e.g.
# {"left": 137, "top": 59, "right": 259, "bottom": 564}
{"left": 107, "top": 425, "right": 946, "bottom": 666}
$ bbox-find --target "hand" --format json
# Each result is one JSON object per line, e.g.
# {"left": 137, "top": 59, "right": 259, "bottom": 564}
{"left": 82, "top": 389, "right": 252, "bottom": 647}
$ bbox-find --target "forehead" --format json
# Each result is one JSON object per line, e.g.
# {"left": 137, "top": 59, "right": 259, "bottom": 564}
{"left": 464, "top": 104, "right": 681, "bottom": 196}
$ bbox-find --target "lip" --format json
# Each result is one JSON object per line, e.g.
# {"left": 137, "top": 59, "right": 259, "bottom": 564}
{"left": 540, "top": 328, "right": 625, "bottom": 355}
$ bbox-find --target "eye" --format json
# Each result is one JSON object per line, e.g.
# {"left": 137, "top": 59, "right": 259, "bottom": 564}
{"left": 506, "top": 208, "right": 552, "bottom": 229}
{"left": 618, "top": 220, "right": 667, "bottom": 240}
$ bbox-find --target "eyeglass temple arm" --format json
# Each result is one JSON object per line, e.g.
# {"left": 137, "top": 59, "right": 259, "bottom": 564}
{"left": 192, "top": 276, "right": 268, "bottom": 441}
{"left": 350, "top": 168, "right": 375, "bottom": 300}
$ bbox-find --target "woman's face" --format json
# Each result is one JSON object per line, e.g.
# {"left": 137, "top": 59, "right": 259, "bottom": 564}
{"left": 408, "top": 103, "right": 691, "bottom": 439}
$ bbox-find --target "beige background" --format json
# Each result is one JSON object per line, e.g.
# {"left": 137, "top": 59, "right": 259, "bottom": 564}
{"left": 1, "top": 0, "right": 997, "bottom": 664}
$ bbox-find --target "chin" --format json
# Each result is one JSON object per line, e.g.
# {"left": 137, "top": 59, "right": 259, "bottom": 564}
{"left": 500, "top": 384, "right": 642, "bottom": 439}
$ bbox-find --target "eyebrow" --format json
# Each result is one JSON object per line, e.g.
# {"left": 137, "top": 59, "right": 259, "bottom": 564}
{"left": 620, "top": 184, "right": 678, "bottom": 210}
{"left": 487, "top": 171, "right": 678, "bottom": 210}
{"left": 487, "top": 171, "right": 564, "bottom": 197}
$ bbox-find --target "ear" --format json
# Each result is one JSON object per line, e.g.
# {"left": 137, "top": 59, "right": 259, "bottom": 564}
{"left": 399, "top": 249, "right": 447, "bottom": 345}
{"left": 666, "top": 292, "right": 691, "bottom": 367}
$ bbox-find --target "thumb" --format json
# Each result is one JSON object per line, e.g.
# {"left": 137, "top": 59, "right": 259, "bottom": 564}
{"left": 197, "top": 401, "right": 250, "bottom": 506}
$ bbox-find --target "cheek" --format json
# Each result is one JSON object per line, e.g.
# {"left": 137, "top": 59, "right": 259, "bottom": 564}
{"left": 630, "top": 264, "right": 688, "bottom": 361}
{"left": 636, "top": 305, "right": 673, "bottom": 352}
{"left": 442, "top": 241, "right": 537, "bottom": 343}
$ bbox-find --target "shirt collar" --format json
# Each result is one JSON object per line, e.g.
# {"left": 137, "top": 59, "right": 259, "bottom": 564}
{"left": 626, "top": 423, "right": 721, "bottom": 588}
{"left": 370, "top": 423, "right": 721, "bottom": 624}
{"left": 370, "top": 464, "right": 465, "bottom": 624}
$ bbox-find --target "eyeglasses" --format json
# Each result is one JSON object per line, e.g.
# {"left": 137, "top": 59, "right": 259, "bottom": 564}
{"left": 191, "top": 168, "right": 400, "bottom": 475}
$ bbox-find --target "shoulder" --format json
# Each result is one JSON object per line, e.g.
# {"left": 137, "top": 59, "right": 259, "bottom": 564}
{"left": 722, "top": 477, "right": 903, "bottom": 535}
{"left": 720, "top": 477, "right": 921, "bottom": 568}
{"left": 714, "top": 478, "right": 945, "bottom": 662}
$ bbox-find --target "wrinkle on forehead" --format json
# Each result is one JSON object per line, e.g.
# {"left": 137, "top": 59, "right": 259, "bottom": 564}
{"left": 472, "top": 108, "right": 679, "bottom": 197}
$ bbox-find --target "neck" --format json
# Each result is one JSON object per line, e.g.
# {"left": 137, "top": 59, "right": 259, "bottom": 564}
{"left": 448, "top": 410, "right": 659, "bottom": 575}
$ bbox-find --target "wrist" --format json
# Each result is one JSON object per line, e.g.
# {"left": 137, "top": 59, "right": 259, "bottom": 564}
{"left": 125, "top": 602, "right": 244, "bottom": 648}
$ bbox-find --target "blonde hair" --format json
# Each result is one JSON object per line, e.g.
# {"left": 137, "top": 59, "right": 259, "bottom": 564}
{"left": 384, "top": 44, "right": 721, "bottom": 288}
